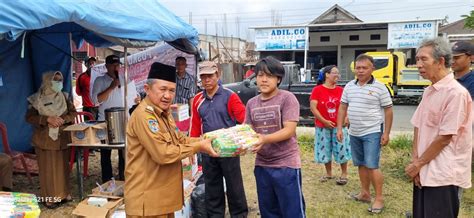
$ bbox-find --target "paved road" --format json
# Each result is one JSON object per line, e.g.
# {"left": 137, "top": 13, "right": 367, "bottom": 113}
{"left": 392, "top": 105, "right": 418, "bottom": 132}
{"left": 297, "top": 105, "right": 419, "bottom": 135}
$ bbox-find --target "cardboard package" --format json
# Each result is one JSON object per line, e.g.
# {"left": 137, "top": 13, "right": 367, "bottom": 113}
{"left": 174, "top": 195, "right": 191, "bottom": 218}
{"left": 171, "top": 104, "right": 189, "bottom": 121}
{"left": 182, "top": 179, "right": 196, "bottom": 199}
{"left": 72, "top": 196, "right": 123, "bottom": 218}
{"left": 181, "top": 154, "right": 198, "bottom": 181}
{"left": 92, "top": 180, "right": 124, "bottom": 197}
{"left": 64, "top": 121, "right": 107, "bottom": 145}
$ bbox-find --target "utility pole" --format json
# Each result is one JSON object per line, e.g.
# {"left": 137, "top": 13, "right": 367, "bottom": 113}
{"left": 208, "top": 42, "right": 212, "bottom": 60}
{"left": 204, "top": 18, "right": 208, "bottom": 36}
{"left": 223, "top": 13, "right": 227, "bottom": 37}
{"left": 189, "top": 12, "right": 192, "bottom": 24}
{"left": 236, "top": 16, "right": 241, "bottom": 61}
{"left": 231, "top": 35, "right": 234, "bottom": 62}
{"left": 215, "top": 22, "right": 221, "bottom": 64}
{"left": 271, "top": 9, "right": 274, "bottom": 25}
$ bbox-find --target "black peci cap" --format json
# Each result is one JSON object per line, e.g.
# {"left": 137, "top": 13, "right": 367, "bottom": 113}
{"left": 105, "top": 55, "right": 122, "bottom": 65}
{"left": 148, "top": 62, "right": 176, "bottom": 83}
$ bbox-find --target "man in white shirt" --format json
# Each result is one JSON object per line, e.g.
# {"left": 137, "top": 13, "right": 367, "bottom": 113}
{"left": 92, "top": 55, "right": 129, "bottom": 182}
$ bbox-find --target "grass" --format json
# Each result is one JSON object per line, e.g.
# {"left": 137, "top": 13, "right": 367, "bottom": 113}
{"left": 10, "top": 133, "right": 474, "bottom": 217}
{"left": 287, "top": 133, "right": 474, "bottom": 217}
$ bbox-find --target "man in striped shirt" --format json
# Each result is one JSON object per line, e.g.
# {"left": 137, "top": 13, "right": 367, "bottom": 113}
{"left": 173, "top": 56, "right": 196, "bottom": 106}
{"left": 336, "top": 54, "right": 393, "bottom": 214}
{"left": 173, "top": 56, "right": 196, "bottom": 132}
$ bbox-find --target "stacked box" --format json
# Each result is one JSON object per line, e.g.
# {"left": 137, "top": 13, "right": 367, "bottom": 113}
{"left": 171, "top": 104, "right": 190, "bottom": 121}
{"left": 0, "top": 192, "right": 41, "bottom": 218}
{"left": 181, "top": 154, "right": 198, "bottom": 181}
{"left": 204, "top": 124, "right": 259, "bottom": 157}
{"left": 182, "top": 158, "right": 193, "bottom": 181}
{"left": 63, "top": 121, "right": 107, "bottom": 145}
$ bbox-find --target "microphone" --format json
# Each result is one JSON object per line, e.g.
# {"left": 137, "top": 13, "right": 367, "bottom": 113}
{"left": 115, "top": 70, "right": 121, "bottom": 88}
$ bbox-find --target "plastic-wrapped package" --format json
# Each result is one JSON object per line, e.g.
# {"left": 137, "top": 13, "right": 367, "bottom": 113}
{"left": 0, "top": 192, "right": 41, "bottom": 218}
{"left": 204, "top": 124, "right": 259, "bottom": 157}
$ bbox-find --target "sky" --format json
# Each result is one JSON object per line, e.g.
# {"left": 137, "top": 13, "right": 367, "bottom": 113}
{"left": 160, "top": 0, "right": 474, "bottom": 41}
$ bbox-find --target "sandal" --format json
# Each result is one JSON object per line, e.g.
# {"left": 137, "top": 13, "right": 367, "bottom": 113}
{"left": 368, "top": 206, "right": 384, "bottom": 214}
{"left": 336, "top": 177, "right": 348, "bottom": 185}
{"left": 349, "top": 193, "right": 371, "bottom": 204}
{"left": 319, "top": 176, "right": 334, "bottom": 183}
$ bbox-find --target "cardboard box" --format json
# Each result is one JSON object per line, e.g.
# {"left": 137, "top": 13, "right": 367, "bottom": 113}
{"left": 64, "top": 121, "right": 107, "bottom": 145}
{"left": 182, "top": 179, "right": 195, "bottom": 199}
{"left": 92, "top": 180, "right": 124, "bottom": 197}
{"left": 181, "top": 154, "right": 198, "bottom": 181}
{"left": 72, "top": 196, "right": 123, "bottom": 218}
{"left": 172, "top": 104, "right": 189, "bottom": 121}
{"left": 174, "top": 196, "right": 191, "bottom": 218}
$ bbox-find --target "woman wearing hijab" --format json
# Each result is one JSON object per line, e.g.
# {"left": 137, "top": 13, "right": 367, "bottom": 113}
{"left": 26, "top": 71, "right": 77, "bottom": 208}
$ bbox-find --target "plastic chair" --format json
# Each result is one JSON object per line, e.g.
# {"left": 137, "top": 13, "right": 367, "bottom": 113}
{"left": 0, "top": 122, "right": 37, "bottom": 185}
{"left": 69, "top": 111, "right": 94, "bottom": 177}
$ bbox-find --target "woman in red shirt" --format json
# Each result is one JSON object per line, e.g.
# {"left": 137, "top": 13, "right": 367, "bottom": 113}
{"left": 310, "top": 65, "right": 351, "bottom": 185}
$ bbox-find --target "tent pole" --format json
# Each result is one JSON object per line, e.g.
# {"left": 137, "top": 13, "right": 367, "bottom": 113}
{"left": 124, "top": 46, "right": 128, "bottom": 149}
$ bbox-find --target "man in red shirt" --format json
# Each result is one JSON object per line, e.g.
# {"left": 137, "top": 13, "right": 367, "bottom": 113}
{"left": 190, "top": 61, "right": 248, "bottom": 217}
{"left": 244, "top": 63, "right": 256, "bottom": 79}
{"left": 76, "top": 57, "right": 97, "bottom": 120}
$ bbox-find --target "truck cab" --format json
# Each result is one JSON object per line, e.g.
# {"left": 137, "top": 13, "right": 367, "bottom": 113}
{"left": 224, "top": 62, "right": 317, "bottom": 126}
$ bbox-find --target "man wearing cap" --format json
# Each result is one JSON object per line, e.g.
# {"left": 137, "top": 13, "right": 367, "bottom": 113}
{"left": 125, "top": 62, "right": 218, "bottom": 217}
{"left": 452, "top": 41, "right": 474, "bottom": 98}
{"left": 190, "top": 61, "right": 248, "bottom": 217}
{"left": 92, "top": 55, "right": 129, "bottom": 182}
{"left": 76, "top": 56, "right": 98, "bottom": 119}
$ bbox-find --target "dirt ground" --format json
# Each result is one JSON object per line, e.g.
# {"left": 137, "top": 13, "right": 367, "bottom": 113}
{"left": 11, "top": 137, "right": 474, "bottom": 217}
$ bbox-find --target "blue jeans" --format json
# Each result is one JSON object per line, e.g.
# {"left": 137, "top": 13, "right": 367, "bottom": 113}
{"left": 349, "top": 132, "right": 382, "bottom": 169}
{"left": 254, "top": 166, "right": 305, "bottom": 218}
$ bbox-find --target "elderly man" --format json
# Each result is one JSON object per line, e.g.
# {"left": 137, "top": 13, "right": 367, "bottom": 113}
{"left": 125, "top": 62, "right": 217, "bottom": 217}
{"left": 0, "top": 153, "right": 13, "bottom": 191}
{"left": 405, "top": 37, "right": 472, "bottom": 218}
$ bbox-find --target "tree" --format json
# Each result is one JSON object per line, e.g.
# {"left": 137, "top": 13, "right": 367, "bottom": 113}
{"left": 463, "top": 10, "right": 474, "bottom": 29}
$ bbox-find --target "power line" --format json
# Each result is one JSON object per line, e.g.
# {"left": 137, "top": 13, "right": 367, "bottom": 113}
{"left": 175, "top": 1, "right": 402, "bottom": 17}
{"left": 185, "top": 4, "right": 471, "bottom": 24}
{"left": 175, "top": 0, "right": 468, "bottom": 17}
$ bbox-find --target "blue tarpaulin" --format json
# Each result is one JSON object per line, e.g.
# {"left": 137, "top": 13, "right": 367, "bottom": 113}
{"left": 0, "top": 0, "right": 199, "bottom": 151}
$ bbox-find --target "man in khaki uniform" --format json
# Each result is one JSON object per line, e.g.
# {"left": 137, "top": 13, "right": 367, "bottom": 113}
{"left": 125, "top": 62, "right": 217, "bottom": 217}
{"left": 0, "top": 153, "right": 13, "bottom": 191}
